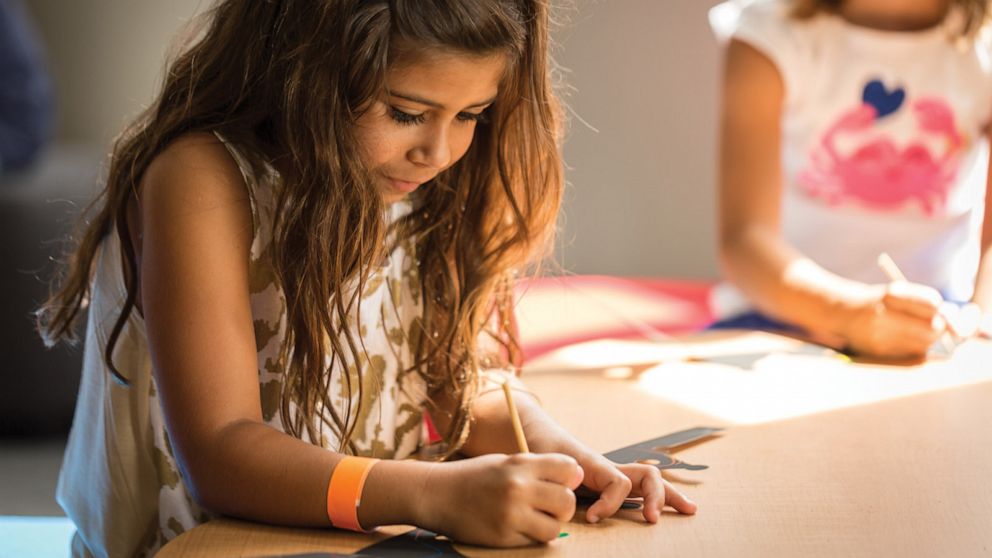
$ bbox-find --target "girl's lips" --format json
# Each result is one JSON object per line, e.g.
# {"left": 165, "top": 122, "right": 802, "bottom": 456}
{"left": 386, "top": 176, "right": 425, "bottom": 194}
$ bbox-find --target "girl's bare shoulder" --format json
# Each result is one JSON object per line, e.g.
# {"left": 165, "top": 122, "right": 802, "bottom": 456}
{"left": 135, "top": 131, "right": 254, "bottom": 261}
{"left": 141, "top": 131, "right": 251, "bottom": 212}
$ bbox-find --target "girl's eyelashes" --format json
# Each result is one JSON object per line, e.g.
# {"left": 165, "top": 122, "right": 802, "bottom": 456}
{"left": 387, "top": 105, "right": 489, "bottom": 126}
{"left": 389, "top": 106, "right": 425, "bottom": 125}
{"left": 457, "top": 110, "right": 488, "bottom": 124}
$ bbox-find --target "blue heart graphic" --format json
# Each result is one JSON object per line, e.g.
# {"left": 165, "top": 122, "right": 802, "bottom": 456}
{"left": 862, "top": 79, "right": 905, "bottom": 119}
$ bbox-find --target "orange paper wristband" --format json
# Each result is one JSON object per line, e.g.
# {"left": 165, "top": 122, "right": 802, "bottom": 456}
{"left": 327, "top": 456, "right": 380, "bottom": 531}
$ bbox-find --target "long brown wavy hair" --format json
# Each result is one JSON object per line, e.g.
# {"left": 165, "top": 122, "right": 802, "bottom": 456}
{"left": 38, "top": 0, "right": 564, "bottom": 456}
{"left": 791, "top": 0, "right": 991, "bottom": 38}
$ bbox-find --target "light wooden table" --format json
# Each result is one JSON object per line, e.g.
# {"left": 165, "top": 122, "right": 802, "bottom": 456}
{"left": 158, "top": 332, "right": 992, "bottom": 557}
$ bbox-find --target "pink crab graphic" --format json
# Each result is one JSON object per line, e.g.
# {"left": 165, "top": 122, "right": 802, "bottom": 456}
{"left": 799, "top": 97, "right": 963, "bottom": 215}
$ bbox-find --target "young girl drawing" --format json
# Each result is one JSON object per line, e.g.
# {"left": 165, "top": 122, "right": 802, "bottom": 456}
{"left": 39, "top": 1, "right": 695, "bottom": 555}
{"left": 710, "top": 0, "right": 992, "bottom": 358}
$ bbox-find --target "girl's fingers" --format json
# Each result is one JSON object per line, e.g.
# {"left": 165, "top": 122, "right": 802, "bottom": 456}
{"left": 662, "top": 480, "right": 698, "bottom": 515}
{"left": 980, "top": 313, "right": 992, "bottom": 338}
{"left": 578, "top": 464, "right": 699, "bottom": 525}
{"left": 871, "top": 300, "right": 943, "bottom": 355}
{"left": 517, "top": 509, "right": 564, "bottom": 544}
{"left": 530, "top": 480, "right": 577, "bottom": 522}
{"left": 883, "top": 282, "right": 943, "bottom": 320}
{"left": 633, "top": 468, "right": 664, "bottom": 523}
{"left": 621, "top": 465, "right": 697, "bottom": 521}
{"left": 524, "top": 453, "right": 582, "bottom": 488}
{"left": 887, "top": 319, "right": 942, "bottom": 353}
{"left": 585, "top": 474, "right": 632, "bottom": 523}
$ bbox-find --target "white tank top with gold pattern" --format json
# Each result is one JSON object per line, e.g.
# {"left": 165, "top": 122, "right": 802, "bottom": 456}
{"left": 57, "top": 133, "right": 428, "bottom": 557}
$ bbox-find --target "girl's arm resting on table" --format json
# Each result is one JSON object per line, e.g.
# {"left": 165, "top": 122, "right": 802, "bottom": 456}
{"left": 137, "top": 135, "right": 432, "bottom": 528}
{"left": 719, "top": 40, "right": 942, "bottom": 357}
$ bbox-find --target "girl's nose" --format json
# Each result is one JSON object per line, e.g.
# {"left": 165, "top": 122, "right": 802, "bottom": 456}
{"left": 409, "top": 127, "right": 451, "bottom": 170}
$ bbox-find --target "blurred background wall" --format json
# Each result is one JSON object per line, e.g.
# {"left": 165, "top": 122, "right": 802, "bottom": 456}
{"left": 26, "top": 1, "right": 209, "bottom": 147}
{"left": 554, "top": 0, "right": 721, "bottom": 278}
{"left": 25, "top": 0, "right": 724, "bottom": 279}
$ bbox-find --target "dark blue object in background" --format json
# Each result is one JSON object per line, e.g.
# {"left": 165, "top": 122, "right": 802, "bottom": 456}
{"left": 0, "top": 0, "right": 55, "bottom": 174}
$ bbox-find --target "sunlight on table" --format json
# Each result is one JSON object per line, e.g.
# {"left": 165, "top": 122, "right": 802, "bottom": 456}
{"left": 525, "top": 333, "right": 992, "bottom": 425}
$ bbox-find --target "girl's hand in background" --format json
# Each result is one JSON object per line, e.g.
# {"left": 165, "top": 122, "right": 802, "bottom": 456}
{"left": 419, "top": 453, "right": 583, "bottom": 547}
{"left": 574, "top": 454, "right": 697, "bottom": 524}
{"left": 979, "top": 311, "right": 992, "bottom": 339}
{"left": 842, "top": 282, "right": 945, "bottom": 359}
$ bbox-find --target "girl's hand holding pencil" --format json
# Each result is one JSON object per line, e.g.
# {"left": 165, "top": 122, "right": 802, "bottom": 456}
{"left": 416, "top": 452, "right": 584, "bottom": 547}
{"left": 876, "top": 253, "right": 982, "bottom": 355}
{"left": 829, "top": 252, "right": 953, "bottom": 359}
{"left": 838, "top": 279, "right": 948, "bottom": 359}
{"left": 410, "top": 377, "right": 582, "bottom": 547}
{"left": 498, "top": 375, "right": 697, "bottom": 528}
{"left": 422, "top": 373, "right": 697, "bottom": 546}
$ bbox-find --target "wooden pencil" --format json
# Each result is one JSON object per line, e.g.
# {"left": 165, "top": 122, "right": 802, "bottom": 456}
{"left": 877, "top": 253, "right": 907, "bottom": 282}
{"left": 502, "top": 381, "right": 530, "bottom": 453}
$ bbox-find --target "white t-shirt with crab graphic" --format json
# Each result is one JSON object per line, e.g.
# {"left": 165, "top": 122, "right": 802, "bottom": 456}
{"left": 709, "top": 0, "right": 992, "bottom": 316}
